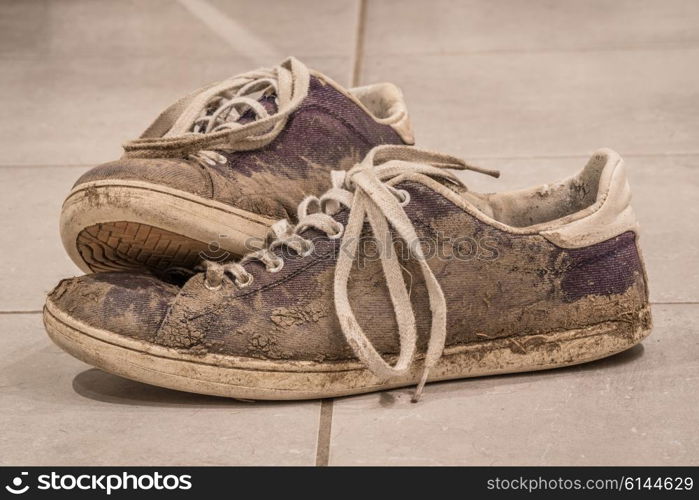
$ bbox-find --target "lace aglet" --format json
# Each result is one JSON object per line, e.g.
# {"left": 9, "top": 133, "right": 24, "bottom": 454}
{"left": 411, "top": 368, "right": 430, "bottom": 403}
{"left": 465, "top": 163, "right": 501, "bottom": 179}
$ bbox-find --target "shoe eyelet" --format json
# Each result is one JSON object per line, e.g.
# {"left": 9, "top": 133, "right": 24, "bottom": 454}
{"left": 235, "top": 273, "right": 254, "bottom": 288}
{"left": 213, "top": 152, "right": 227, "bottom": 165}
{"left": 396, "top": 189, "right": 411, "bottom": 206}
{"left": 298, "top": 240, "right": 315, "bottom": 257}
{"left": 327, "top": 222, "right": 344, "bottom": 240}
{"left": 267, "top": 258, "right": 284, "bottom": 273}
{"left": 204, "top": 279, "right": 223, "bottom": 291}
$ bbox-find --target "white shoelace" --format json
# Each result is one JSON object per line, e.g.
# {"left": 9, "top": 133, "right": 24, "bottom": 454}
{"left": 202, "top": 145, "right": 499, "bottom": 401}
{"left": 123, "top": 57, "right": 310, "bottom": 162}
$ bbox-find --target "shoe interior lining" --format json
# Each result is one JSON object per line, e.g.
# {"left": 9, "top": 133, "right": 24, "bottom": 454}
{"left": 349, "top": 83, "right": 407, "bottom": 121}
{"left": 468, "top": 153, "right": 609, "bottom": 228}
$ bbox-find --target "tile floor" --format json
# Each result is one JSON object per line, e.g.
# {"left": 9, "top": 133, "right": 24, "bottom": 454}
{"left": 0, "top": 0, "right": 697, "bottom": 465}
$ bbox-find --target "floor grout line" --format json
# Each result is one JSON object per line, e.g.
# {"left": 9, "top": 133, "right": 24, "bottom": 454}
{"left": 177, "top": 0, "right": 282, "bottom": 63}
{"left": 315, "top": 399, "right": 334, "bottom": 466}
{"left": 0, "top": 310, "right": 43, "bottom": 315}
{"left": 364, "top": 44, "right": 699, "bottom": 58}
{"left": 350, "top": 0, "right": 367, "bottom": 87}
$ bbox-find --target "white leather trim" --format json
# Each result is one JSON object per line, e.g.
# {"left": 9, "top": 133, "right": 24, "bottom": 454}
{"left": 540, "top": 149, "right": 640, "bottom": 248}
{"left": 347, "top": 82, "right": 415, "bottom": 144}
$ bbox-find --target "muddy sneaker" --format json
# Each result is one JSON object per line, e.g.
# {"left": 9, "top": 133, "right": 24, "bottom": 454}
{"left": 60, "top": 57, "right": 412, "bottom": 275}
{"left": 45, "top": 145, "right": 652, "bottom": 401}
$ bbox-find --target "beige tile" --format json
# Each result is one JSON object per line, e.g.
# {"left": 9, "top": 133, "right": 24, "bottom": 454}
{"left": 0, "top": 0, "right": 354, "bottom": 165}
{"left": 0, "top": 0, "right": 357, "bottom": 59}
{"left": 459, "top": 154, "right": 699, "bottom": 303}
{"left": 362, "top": 49, "right": 699, "bottom": 157}
{"left": 0, "top": 314, "right": 320, "bottom": 465}
{"left": 208, "top": 0, "right": 358, "bottom": 57}
{"left": 364, "top": 0, "right": 699, "bottom": 55}
{"left": 0, "top": 0, "right": 234, "bottom": 59}
{"left": 0, "top": 55, "right": 348, "bottom": 166}
{"left": 329, "top": 304, "right": 699, "bottom": 465}
{"left": 0, "top": 166, "right": 86, "bottom": 311}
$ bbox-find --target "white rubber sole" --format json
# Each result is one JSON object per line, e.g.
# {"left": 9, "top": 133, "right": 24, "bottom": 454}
{"left": 44, "top": 298, "right": 652, "bottom": 401}
{"left": 60, "top": 180, "right": 277, "bottom": 273}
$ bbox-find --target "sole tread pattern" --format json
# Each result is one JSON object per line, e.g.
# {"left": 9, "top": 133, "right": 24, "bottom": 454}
{"left": 76, "top": 221, "right": 213, "bottom": 273}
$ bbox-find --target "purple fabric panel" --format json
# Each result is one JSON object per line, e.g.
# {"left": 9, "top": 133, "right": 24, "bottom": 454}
{"left": 561, "top": 231, "right": 643, "bottom": 302}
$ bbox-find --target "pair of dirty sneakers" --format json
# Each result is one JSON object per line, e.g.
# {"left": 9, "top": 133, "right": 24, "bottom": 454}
{"left": 44, "top": 58, "right": 652, "bottom": 402}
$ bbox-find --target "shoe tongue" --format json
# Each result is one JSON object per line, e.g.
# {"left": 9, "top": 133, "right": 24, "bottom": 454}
{"left": 236, "top": 94, "right": 278, "bottom": 125}
{"left": 420, "top": 177, "right": 497, "bottom": 219}
{"left": 166, "top": 88, "right": 280, "bottom": 137}
{"left": 456, "top": 187, "right": 496, "bottom": 218}
{"left": 192, "top": 93, "right": 279, "bottom": 132}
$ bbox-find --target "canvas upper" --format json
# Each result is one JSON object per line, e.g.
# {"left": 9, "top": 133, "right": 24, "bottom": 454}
{"left": 49, "top": 146, "right": 651, "bottom": 395}
{"left": 72, "top": 58, "right": 413, "bottom": 221}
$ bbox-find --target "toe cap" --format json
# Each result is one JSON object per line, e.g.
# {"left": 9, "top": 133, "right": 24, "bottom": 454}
{"left": 73, "top": 158, "right": 213, "bottom": 198}
{"left": 47, "top": 272, "right": 179, "bottom": 341}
